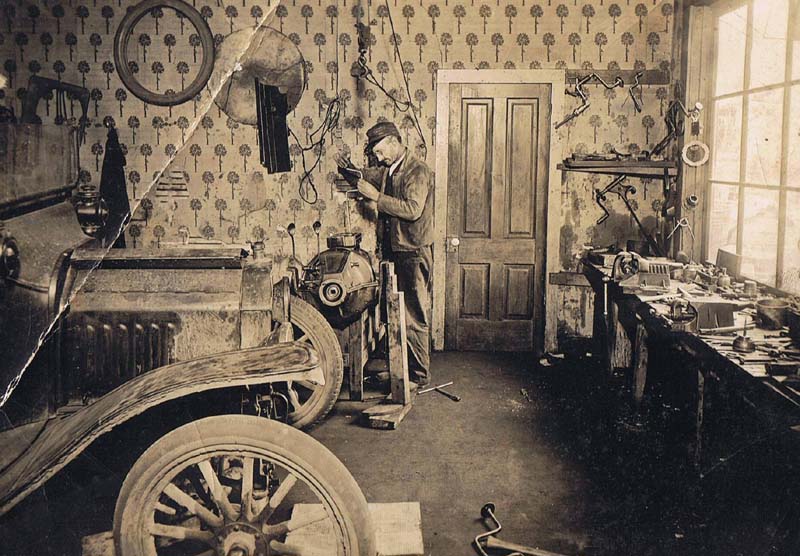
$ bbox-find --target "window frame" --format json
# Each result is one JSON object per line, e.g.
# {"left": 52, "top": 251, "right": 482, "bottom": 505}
{"left": 704, "top": 0, "right": 799, "bottom": 290}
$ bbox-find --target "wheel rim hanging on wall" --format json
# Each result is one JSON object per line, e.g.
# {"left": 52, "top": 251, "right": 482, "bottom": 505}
{"left": 114, "top": 0, "right": 215, "bottom": 106}
{"left": 210, "top": 27, "right": 307, "bottom": 125}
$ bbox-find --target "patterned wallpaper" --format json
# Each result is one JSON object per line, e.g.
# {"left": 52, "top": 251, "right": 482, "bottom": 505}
{"left": 0, "top": 0, "right": 676, "bottom": 268}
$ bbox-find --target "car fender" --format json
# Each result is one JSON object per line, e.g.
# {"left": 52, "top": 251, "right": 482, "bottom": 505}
{"left": 0, "top": 341, "right": 320, "bottom": 516}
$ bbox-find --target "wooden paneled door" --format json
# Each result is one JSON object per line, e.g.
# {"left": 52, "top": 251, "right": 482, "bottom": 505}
{"left": 444, "top": 83, "right": 551, "bottom": 351}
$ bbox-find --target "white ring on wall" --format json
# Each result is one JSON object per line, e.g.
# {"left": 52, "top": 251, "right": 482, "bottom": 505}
{"left": 682, "top": 140, "right": 710, "bottom": 167}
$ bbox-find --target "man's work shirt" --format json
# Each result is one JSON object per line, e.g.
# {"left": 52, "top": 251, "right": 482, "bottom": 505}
{"left": 362, "top": 148, "right": 434, "bottom": 252}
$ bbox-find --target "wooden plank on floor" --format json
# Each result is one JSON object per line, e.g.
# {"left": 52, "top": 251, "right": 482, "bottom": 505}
{"left": 80, "top": 531, "right": 112, "bottom": 556}
{"left": 362, "top": 402, "right": 413, "bottom": 430}
{"left": 369, "top": 501, "right": 424, "bottom": 556}
{"left": 82, "top": 503, "right": 424, "bottom": 556}
{"left": 285, "top": 502, "right": 424, "bottom": 556}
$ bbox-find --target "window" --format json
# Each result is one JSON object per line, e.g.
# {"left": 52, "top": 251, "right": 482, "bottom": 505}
{"left": 706, "top": 0, "right": 800, "bottom": 292}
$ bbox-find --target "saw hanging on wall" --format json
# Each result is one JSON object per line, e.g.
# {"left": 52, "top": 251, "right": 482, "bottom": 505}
{"left": 255, "top": 81, "right": 291, "bottom": 174}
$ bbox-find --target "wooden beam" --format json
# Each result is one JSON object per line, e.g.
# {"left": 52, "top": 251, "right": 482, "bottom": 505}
{"left": 633, "top": 323, "right": 649, "bottom": 407}
{"left": 564, "top": 69, "right": 670, "bottom": 85}
{"left": 382, "top": 263, "right": 411, "bottom": 406}
{"left": 347, "top": 311, "right": 368, "bottom": 401}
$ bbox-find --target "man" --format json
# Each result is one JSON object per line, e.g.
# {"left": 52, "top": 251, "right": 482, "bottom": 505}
{"left": 339, "top": 122, "right": 434, "bottom": 386}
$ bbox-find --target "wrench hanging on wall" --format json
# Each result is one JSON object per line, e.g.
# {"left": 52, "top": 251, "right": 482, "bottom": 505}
{"left": 648, "top": 99, "right": 703, "bottom": 159}
{"left": 555, "top": 73, "right": 625, "bottom": 129}
{"left": 594, "top": 175, "right": 664, "bottom": 257}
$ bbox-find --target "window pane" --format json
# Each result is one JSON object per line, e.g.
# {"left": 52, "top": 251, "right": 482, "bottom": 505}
{"left": 745, "top": 89, "right": 784, "bottom": 186}
{"left": 749, "top": 0, "right": 788, "bottom": 89}
{"left": 793, "top": 20, "right": 800, "bottom": 80}
{"left": 788, "top": 86, "right": 800, "bottom": 179}
{"left": 783, "top": 191, "right": 800, "bottom": 294}
{"left": 707, "top": 183, "right": 739, "bottom": 263}
{"left": 715, "top": 5, "right": 748, "bottom": 96}
{"left": 741, "top": 188, "right": 779, "bottom": 285}
{"left": 712, "top": 96, "right": 743, "bottom": 182}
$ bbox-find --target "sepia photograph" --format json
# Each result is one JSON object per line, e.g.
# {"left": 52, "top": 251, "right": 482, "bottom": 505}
{"left": 0, "top": 0, "right": 798, "bottom": 554}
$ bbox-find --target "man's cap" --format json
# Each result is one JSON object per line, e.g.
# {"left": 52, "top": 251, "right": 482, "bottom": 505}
{"left": 366, "top": 121, "right": 401, "bottom": 147}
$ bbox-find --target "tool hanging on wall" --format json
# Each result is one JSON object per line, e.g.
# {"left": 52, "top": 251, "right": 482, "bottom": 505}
{"left": 21, "top": 76, "right": 90, "bottom": 143}
{"left": 648, "top": 99, "right": 703, "bottom": 159}
{"left": 666, "top": 217, "right": 695, "bottom": 242}
{"left": 681, "top": 107, "right": 709, "bottom": 167}
{"left": 555, "top": 73, "right": 625, "bottom": 129}
{"left": 595, "top": 175, "right": 663, "bottom": 256}
{"left": 255, "top": 81, "right": 291, "bottom": 174}
{"left": 628, "top": 71, "right": 644, "bottom": 113}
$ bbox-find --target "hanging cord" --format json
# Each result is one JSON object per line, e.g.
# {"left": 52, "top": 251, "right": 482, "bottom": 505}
{"left": 287, "top": 96, "right": 341, "bottom": 205}
{"left": 382, "top": 0, "right": 426, "bottom": 157}
{"left": 286, "top": 0, "right": 342, "bottom": 205}
{"left": 353, "top": 1, "right": 426, "bottom": 156}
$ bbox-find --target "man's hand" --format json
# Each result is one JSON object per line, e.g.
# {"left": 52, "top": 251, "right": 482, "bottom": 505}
{"left": 334, "top": 152, "right": 354, "bottom": 169}
{"left": 356, "top": 178, "right": 380, "bottom": 202}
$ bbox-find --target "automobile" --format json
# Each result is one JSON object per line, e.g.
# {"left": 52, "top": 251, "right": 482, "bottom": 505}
{"left": 0, "top": 79, "right": 375, "bottom": 556}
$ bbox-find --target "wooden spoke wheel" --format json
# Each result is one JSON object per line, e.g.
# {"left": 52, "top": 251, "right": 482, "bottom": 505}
{"left": 275, "top": 297, "right": 343, "bottom": 430}
{"left": 114, "top": 415, "right": 376, "bottom": 556}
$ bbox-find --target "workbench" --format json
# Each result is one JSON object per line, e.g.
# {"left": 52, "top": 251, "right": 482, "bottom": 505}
{"left": 582, "top": 260, "right": 800, "bottom": 472}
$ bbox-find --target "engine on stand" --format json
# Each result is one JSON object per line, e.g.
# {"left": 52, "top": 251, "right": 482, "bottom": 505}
{"left": 286, "top": 222, "right": 379, "bottom": 329}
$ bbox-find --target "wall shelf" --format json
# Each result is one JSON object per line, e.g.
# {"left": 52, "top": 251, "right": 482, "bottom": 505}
{"left": 558, "top": 159, "right": 678, "bottom": 179}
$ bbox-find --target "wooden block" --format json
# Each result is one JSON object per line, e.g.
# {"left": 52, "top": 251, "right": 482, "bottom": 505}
{"left": 369, "top": 502, "right": 424, "bottom": 556}
{"left": 285, "top": 502, "right": 424, "bottom": 556}
{"left": 716, "top": 250, "right": 741, "bottom": 280}
{"left": 80, "top": 531, "right": 113, "bottom": 556}
{"left": 362, "top": 402, "right": 413, "bottom": 430}
{"left": 548, "top": 271, "right": 591, "bottom": 287}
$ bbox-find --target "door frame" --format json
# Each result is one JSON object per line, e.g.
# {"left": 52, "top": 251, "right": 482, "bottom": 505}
{"left": 432, "top": 70, "right": 565, "bottom": 354}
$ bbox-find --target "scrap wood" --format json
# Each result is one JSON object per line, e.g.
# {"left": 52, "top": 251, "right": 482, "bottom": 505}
{"left": 362, "top": 402, "right": 413, "bottom": 430}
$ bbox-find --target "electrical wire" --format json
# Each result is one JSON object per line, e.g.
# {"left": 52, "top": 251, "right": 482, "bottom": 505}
{"left": 287, "top": 96, "right": 341, "bottom": 205}
{"left": 285, "top": 0, "right": 342, "bottom": 206}
{"left": 381, "top": 0, "right": 427, "bottom": 157}
{"left": 350, "top": 2, "right": 426, "bottom": 155}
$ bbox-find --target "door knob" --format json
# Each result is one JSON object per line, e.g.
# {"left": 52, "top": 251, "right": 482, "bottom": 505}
{"left": 446, "top": 237, "right": 460, "bottom": 253}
